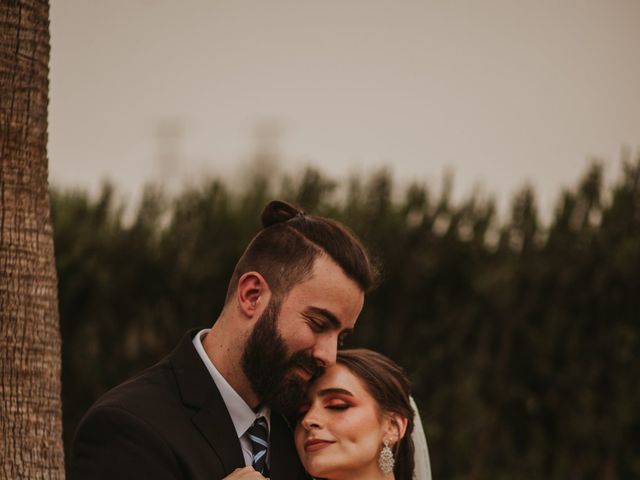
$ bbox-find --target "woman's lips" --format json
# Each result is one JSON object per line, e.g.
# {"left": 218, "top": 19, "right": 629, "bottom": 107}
{"left": 304, "top": 439, "right": 335, "bottom": 452}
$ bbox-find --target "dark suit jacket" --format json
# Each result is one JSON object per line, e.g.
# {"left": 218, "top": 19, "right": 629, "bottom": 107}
{"left": 72, "top": 330, "right": 307, "bottom": 480}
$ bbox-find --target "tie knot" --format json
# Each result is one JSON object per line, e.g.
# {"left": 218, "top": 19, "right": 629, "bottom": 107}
{"left": 247, "top": 417, "right": 269, "bottom": 475}
{"left": 250, "top": 416, "right": 268, "bottom": 434}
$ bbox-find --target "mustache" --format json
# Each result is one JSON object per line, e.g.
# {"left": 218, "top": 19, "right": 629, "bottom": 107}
{"left": 288, "top": 351, "right": 325, "bottom": 380}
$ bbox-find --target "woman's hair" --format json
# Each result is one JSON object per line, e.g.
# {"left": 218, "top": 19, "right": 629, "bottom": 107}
{"left": 336, "top": 349, "right": 415, "bottom": 480}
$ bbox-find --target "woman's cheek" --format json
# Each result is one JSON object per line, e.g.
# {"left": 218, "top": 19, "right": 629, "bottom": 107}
{"left": 293, "top": 428, "right": 303, "bottom": 451}
{"left": 331, "top": 409, "right": 369, "bottom": 439}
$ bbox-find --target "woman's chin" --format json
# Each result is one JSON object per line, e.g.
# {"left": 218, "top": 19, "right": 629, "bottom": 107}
{"left": 304, "top": 458, "right": 335, "bottom": 479}
{"left": 305, "top": 458, "right": 378, "bottom": 480}
{"left": 305, "top": 461, "right": 360, "bottom": 480}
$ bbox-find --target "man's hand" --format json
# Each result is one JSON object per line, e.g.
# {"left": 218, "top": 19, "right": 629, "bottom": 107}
{"left": 223, "top": 466, "right": 268, "bottom": 479}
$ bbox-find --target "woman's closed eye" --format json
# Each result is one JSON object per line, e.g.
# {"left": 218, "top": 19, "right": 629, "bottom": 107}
{"left": 325, "top": 399, "right": 351, "bottom": 410}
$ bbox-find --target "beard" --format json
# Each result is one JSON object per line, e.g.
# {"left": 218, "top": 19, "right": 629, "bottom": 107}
{"left": 241, "top": 299, "right": 324, "bottom": 415}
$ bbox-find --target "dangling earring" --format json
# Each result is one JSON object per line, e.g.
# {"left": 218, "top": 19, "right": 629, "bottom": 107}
{"left": 378, "top": 439, "right": 395, "bottom": 474}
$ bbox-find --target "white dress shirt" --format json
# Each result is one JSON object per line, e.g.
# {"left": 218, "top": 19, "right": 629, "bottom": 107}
{"left": 193, "top": 329, "right": 270, "bottom": 467}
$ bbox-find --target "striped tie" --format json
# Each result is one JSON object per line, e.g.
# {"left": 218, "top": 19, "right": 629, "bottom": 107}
{"left": 247, "top": 416, "right": 269, "bottom": 475}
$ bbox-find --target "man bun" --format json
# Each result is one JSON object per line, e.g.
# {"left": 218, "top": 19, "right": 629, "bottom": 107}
{"left": 225, "top": 198, "right": 376, "bottom": 304}
{"left": 261, "top": 200, "right": 305, "bottom": 228}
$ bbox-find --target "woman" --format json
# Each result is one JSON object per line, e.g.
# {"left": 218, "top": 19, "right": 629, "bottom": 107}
{"left": 294, "top": 349, "right": 415, "bottom": 480}
{"left": 225, "top": 349, "right": 427, "bottom": 480}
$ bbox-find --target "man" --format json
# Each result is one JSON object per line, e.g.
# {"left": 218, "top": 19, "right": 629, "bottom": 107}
{"left": 71, "top": 200, "right": 377, "bottom": 479}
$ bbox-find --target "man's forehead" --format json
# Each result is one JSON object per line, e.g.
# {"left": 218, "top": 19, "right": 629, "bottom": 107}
{"left": 292, "top": 262, "right": 363, "bottom": 297}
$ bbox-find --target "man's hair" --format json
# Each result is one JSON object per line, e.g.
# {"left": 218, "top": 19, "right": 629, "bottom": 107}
{"left": 225, "top": 200, "right": 377, "bottom": 304}
{"left": 336, "top": 349, "right": 415, "bottom": 480}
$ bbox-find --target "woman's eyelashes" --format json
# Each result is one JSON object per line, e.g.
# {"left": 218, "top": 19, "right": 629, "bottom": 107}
{"left": 325, "top": 399, "right": 352, "bottom": 410}
{"left": 326, "top": 404, "right": 350, "bottom": 411}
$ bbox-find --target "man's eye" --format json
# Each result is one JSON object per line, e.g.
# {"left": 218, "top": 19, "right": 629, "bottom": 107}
{"left": 307, "top": 318, "right": 327, "bottom": 332}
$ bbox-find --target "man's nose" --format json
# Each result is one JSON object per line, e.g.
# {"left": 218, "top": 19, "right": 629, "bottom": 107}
{"left": 312, "top": 335, "right": 338, "bottom": 368}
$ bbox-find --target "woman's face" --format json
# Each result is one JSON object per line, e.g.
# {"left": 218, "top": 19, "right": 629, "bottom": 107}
{"left": 294, "top": 363, "right": 390, "bottom": 479}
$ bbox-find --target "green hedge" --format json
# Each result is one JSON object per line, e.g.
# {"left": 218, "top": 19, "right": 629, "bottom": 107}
{"left": 53, "top": 158, "right": 640, "bottom": 479}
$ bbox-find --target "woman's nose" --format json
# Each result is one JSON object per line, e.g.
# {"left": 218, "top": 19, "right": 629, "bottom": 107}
{"left": 301, "top": 407, "right": 322, "bottom": 430}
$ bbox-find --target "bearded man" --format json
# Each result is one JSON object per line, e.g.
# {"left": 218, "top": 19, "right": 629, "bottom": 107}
{"left": 71, "top": 200, "right": 377, "bottom": 480}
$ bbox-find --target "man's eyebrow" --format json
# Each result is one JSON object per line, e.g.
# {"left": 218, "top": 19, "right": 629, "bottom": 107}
{"left": 306, "top": 306, "right": 342, "bottom": 329}
{"left": 317, "top": 388, "right": 354, "bottom": 397}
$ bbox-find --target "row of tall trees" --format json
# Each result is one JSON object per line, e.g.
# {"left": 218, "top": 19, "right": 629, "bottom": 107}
{"left": 53, "top": 158, "right": 640, "bottom": 479}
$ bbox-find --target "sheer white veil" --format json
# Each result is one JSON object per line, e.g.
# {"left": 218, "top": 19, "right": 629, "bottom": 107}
{"left": 410, "top": 396, "right": 432, "bottom": 480}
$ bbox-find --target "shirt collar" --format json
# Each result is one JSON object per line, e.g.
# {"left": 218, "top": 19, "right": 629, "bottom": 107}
{"left": 192, "top": 328, "right": 270, "bottom": 438}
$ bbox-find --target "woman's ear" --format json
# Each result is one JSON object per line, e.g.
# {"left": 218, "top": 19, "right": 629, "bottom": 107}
{"left": 236, "top": 272, "right": 271, "bottom": 319}
{"left": 384, "top": 412, "right": 408, "bottom": 446}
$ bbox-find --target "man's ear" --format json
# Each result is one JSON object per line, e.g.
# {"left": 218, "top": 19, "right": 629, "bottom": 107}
{"left": 236, "top": 272, "right": 271, "bottom": 319}
{"left": 384, "top": 412, "right": 408, "bottom": 446}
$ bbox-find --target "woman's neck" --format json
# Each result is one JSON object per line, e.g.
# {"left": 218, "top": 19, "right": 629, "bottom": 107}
{"left": 328, "top": 463, "right": 395, "bottom": 480}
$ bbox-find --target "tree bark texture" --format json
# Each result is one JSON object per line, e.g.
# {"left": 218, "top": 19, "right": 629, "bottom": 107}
{"left": 0, "top": 1, "right": 65, "bottom": 478}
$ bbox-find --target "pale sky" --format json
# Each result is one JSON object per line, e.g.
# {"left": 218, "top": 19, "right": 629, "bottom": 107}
{"left": 49, "top": 1, "right": 640, "bottom": 219}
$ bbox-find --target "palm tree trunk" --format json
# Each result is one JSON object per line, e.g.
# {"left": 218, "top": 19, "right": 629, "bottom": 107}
{"left": 1, "top": 1, "right": 65, "bottom": 478}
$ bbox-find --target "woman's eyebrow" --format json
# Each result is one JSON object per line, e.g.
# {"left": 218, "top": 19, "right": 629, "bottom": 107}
{"left": 317, "top": 388, "right": 354, "bottom": 397}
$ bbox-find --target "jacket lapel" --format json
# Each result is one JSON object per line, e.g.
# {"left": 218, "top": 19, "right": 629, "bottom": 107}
{"left": 191, "top": 407, "right": 245, "bottom": 474}
{"left": 170, "top": 330, "right": 246, "bottom": 475}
